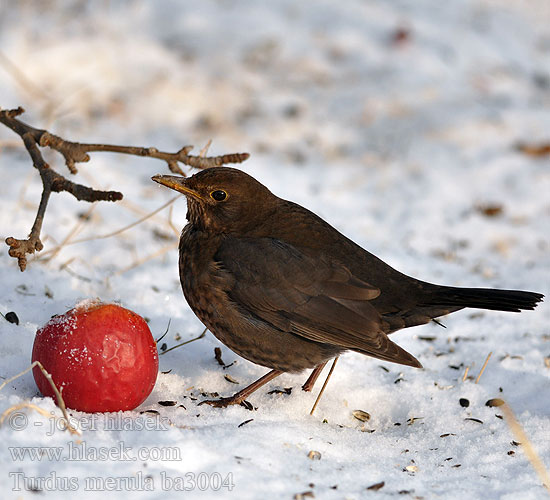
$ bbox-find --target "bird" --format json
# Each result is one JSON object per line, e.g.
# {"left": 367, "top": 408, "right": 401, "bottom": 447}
{"left": 152, "top": 167, "right": 543, "bottom": 407}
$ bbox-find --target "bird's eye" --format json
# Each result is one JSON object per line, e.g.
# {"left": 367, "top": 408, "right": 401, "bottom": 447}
{"left": 210, "top": 190, "right": 227, "bottom": 202}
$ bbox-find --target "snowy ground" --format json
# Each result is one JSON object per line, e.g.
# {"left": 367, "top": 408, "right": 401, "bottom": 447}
{"left": 1, "top": 1, "right": 549, "bottom": 498}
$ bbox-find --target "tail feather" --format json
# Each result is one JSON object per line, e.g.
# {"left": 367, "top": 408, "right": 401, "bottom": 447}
{"left": 425, "top": 287, "right": 543, "bottom": 313}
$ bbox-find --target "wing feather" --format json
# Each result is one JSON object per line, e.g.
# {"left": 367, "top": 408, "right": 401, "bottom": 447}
{"left": 215, "top": 237, "right": 421, "bottom": 367}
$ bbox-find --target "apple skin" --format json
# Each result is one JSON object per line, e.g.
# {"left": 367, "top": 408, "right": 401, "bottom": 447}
{"left": 32, "top": 301, "right": 159, "bottom": 413}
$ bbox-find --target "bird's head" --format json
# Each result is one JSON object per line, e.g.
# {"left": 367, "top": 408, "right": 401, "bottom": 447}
{"left": 152, "top": 167, "right": 277, "bottom": 233}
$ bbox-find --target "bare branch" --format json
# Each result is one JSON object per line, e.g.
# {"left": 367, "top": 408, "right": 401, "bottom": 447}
{"left": 0, "top": 106, "right": 250, "bottom": 271}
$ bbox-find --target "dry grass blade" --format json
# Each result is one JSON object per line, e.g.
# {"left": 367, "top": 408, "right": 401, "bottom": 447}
{"left": 516, "top": 142, "right": 550, "bottom": 157}
{"left": 1, "top": 402, "right": 52, "bottom": 424}
{"left": 0, "top": 138, "right": 22, "bottom": 150}
{"left": 39, "top": 202, "right": 98, "bottom": 263}
{"left": 0, "top": 361, "right": 80, "bottom": 435}
{"left": 0, "top": 50, "right": 49, "bottom": 100}
{"left": 167, "top": 204, "right": 180, "bottom": 236}
{"left": 501, "top": 401, "right": 550, "bottom": 492}
{"left": 39, "top": 195, "right": 179, "bottom": 259}
{"left": 114, "top": 241, "right": 178, "bottom": 276}
{"left": 475, "top": 352, "right": 492, "bottom": 384}
{"left": 310, "top": 356, "right": 339, "bottom": 416}
{"left": 199, "top": 139, "right": 212, "bottom": 157}
{"left": 160, "top": 328, "right": 207, "bottom": 355}
{"left": 462, "top": 365, "right": 470, "bottom": 382}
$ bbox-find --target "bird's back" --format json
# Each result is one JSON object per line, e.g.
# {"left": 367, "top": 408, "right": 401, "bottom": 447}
{"left": 248, "top": 198, "right": 542, "bottom": 331}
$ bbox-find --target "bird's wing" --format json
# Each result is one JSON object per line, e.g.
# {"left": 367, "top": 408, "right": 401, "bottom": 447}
{"left": 214, "top": 237, "right": 421, "bottom": 367}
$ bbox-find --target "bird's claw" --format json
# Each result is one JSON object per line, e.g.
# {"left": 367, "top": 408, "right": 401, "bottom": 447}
{"left": 301, "top": 381, "right": 315, "bottom": 392}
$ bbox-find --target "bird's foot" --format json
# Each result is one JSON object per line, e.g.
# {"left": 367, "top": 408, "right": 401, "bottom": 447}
{"left": 302, "top": 361, "right": 328, "bottom": 392}
{"left": 197, "top": 369, "right": 283, "bottom": 409}
{"left": 301, "top": 380, "right": 315, "bottom": 392}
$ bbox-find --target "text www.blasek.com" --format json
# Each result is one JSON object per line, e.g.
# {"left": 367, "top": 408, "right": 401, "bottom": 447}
{"left": 10, "top": 471, "right": 235, "bottom": 492}
{"left": 9, "top": 441, "right": 180, "bottom": 462}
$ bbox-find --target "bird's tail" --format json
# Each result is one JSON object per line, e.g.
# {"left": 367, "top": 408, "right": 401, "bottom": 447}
{"left": 424, "top": 286, "right": 543, "bottom": 313}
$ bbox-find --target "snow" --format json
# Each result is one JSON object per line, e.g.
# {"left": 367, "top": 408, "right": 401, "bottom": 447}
{"left": 0, "top": 0, "right": 549, "bottom": 498}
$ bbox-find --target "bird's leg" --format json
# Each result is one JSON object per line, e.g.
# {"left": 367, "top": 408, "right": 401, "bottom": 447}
{"left": 199, "top": 369, "right": 283, "bottom": 408}
{"left": 301, "top": 362, "right": 328, "bottom": 392}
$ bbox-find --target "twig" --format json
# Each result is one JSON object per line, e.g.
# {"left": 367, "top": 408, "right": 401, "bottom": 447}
{"left": 501, "top": 401, "right": 550, "bottom": 492}
{"left": 155, "top": 319, "right": 172, "bottom": 344}
{"left": 160, "top": 328, "right": 207, "bottom": 355}
{"left": 475, "top": 352, "right": 492, "bottom": 384}
{"left": 0, "top": 106, "right": 250, "bottom": 271}
{"left": 214, "top": 347, "right": 226, "bottom": 366}
{"left": 310, "top": 357, "right": 339, "bottom": 415}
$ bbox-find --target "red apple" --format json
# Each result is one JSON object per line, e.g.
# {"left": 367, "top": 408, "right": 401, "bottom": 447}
{"left": 32, "top": 300, "right": 158, "bottom": 412}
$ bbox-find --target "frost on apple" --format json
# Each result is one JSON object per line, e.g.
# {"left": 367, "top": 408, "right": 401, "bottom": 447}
{"left": 32, "top": 302, "right": 158, "bottom": 412}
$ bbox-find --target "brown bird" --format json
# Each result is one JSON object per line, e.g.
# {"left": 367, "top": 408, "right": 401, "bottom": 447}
{"left": 152, "top": 167, "right": 543, "bottom": 407}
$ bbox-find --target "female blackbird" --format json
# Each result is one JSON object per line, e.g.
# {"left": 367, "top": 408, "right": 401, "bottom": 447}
{"left": 152, "top": 167, "right": 543, "bottom": 407}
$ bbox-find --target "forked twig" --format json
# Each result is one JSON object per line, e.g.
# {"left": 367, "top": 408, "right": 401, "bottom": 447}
{"left": 0, "top": 106, "right": 249, "bottom": 271}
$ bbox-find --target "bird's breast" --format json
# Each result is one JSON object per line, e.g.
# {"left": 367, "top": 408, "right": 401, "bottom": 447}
{"left": 179, "top": 225, "right": 219, "bottom": 295}
{"left": 178, "top": 226, "right": 236, "bottom": 339}
{"left": 177, "top": 225, "right": 340, "bottom": 372}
